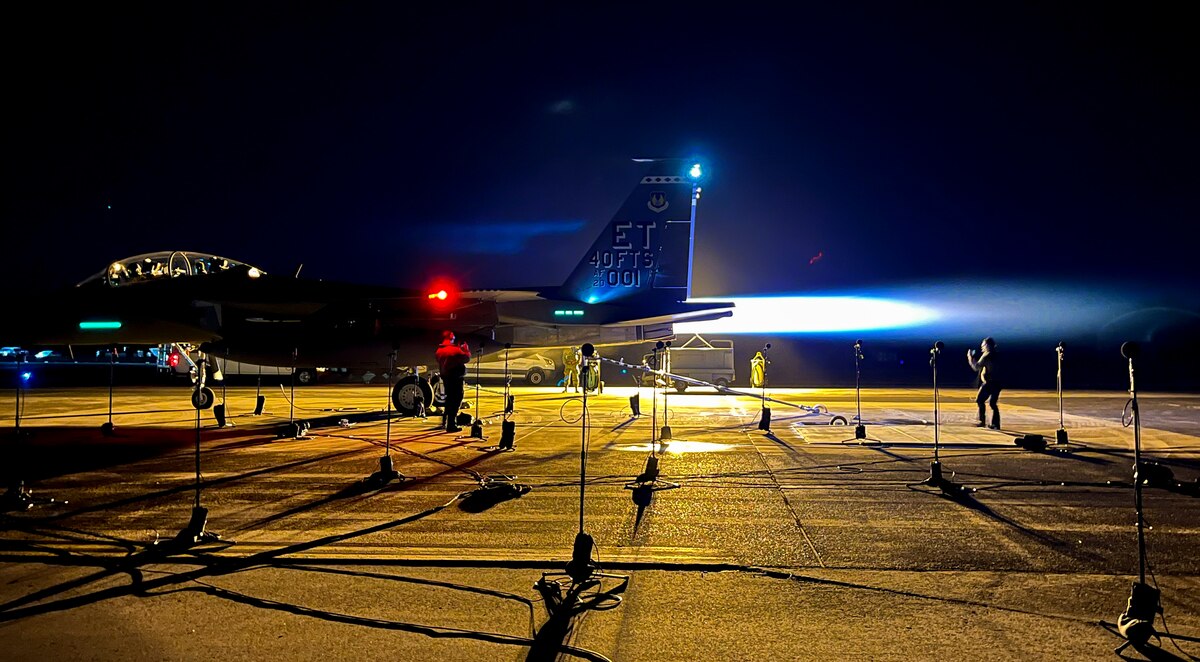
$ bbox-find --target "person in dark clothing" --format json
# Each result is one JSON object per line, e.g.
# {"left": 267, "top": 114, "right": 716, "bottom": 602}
{"left": 436, "top": 330, "right": 471, "bottom": 432}
{"left": 967, "top": 336, "right": 1000, "bottom": 429}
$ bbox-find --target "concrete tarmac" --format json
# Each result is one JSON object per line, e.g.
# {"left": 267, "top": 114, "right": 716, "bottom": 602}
{"left": 1, "top": 385, "right": 1197, "bottom": 660}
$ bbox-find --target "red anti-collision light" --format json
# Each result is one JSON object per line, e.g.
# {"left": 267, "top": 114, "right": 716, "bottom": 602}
{"left": 427, "top": 290, "right": 448, "bottom": 300}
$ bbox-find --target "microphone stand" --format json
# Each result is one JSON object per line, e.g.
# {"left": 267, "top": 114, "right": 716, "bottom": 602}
{"left": 1111, "top": 343, "right": 1163, "bottom": 654}
{"left": 650, "top": 345, "right": 659, "bottom": 451}
{"left": 1055, "top": 343, "right": 1069, "bottom": 445}
{"left": 286, "top": 347, "right": 309, "bottom": 439}
{"left": 367, "top": 351, "right": 404, "bottom": 484}
{"left": 102, "top": 346, "right": 117, "bottom": 436}
{"left": 253, "top": 363, "right": 266, "bottom": 416}
{"left": 660, "top": 342, "right": 672, "bottom": 440}
{"left": 164, "top": 366, "right": 227, "bottom": 547}
{"left": 843, "top": 341, "right": 879, "bottom": 446}
{"left": 853, "top": 341, "right": 867, "bottom": 441}
{"left": 502, "top": 345, "right": 515, "bottom": 415}
{"left": 624, "top": 348, "right": 679, "bottom": 496}
{"left": 578, "top": 353, "right": 591, "bottom": 540}
{"left": 922, "top": 342, "right": 966, "bottom": 492}
{"left": 926, "top": 344, "right": 943, "bottom": 484}
{"left": 289, "top": 348, "right": 297, "bottom": 429}
{"left": 498, "top": 344, "right": 516, "bottom": 450}
{"left": 757, "top": 343, "right": 772, "bottom": 432}
{"left": 536, "top": 344, "right": 628, "bottom": 624}
{"left": 213, "top": 348, "right": 232, "bottom": 429}
{"left": 470, "top": 341, "right": 486, "bottom": 439}
{"left": 3, "top": 353, "right": 58, "bottom": 511}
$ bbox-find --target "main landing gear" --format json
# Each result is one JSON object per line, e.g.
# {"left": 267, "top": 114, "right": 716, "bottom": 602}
{"left": 391, "top": 372, "right": 445, "bottom": 416}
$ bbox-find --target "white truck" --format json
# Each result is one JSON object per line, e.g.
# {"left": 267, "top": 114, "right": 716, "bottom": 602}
{"left": 641, "top": 334, "right": 735, "bottom": 392}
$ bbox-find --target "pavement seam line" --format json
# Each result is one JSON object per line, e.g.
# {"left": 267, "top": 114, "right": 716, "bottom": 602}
{"left": 743, "top": 427, "right": 826, "bottom": 568}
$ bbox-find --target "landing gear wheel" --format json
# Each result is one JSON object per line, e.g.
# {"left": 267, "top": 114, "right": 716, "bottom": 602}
{"left": 829, "top": 415, "right": 848, "bottom": 426}
{"left": 392, "top": 375, "right": 432, "bottom": 416}
{"left": 526, "top": 367, "right": 546, "bottom": 385}
{"left": 191, "top": 387, "right": 215, "bottom": 410}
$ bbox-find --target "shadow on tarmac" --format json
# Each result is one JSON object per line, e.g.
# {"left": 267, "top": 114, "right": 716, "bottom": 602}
{"left": 4, "top": 426, "right": 248, "bottom": 480}
{"left": 0, "top": 494, "right": 618, "bottom": 661}
{"left": 906, "top": 478, "right": 1110, "bottom": 567}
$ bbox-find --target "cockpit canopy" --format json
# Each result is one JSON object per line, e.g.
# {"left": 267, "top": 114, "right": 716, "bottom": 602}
{"left": 79, "top": 251, "right": 265, "bottom": 288}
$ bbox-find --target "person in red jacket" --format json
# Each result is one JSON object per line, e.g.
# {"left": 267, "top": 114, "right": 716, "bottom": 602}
{"left": 436, "top": 330, "right": 471, "bottom": 432}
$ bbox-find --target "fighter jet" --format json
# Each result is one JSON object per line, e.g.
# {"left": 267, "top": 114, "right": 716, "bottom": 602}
{"left": 3, "top": 161, "right": 732, "bottom": 414}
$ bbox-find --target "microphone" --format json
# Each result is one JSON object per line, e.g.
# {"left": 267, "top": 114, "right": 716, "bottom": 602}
{"left": 763, "top": 343, "right": 772, "bottom": 350}
{"left": 1121, "top": 341, "right": 1139, "bottom": 360}
{"left": 655, "top": 341, "right": 665, "bottom": 350}
{"left": 854, "top": 339, "right": 863, "bottom": 350}
{"left": 581, "top": 343, "right": 595, "bottom": 358}
{"left": 930, "top": 341, "right": 944, "bottom": 354}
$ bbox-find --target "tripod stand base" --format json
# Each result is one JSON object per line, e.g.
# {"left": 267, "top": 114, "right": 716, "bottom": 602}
{"left": 639, "top": 455, "right": 659, "bottom": 482}
{"left": 758, "top": 406, "right": 771, "bottom": 432}
{"left": 470, "top": 420, "right": 485, "bottom": 439}
{"left": 924, "top": 460, "right": 944, "bottom": 486}
{"left": 165, "top": 506, "right": 224, "bottom": 546}
{"left": 1112, "top": 581, "right": 1161, "bottom": 653}
{"left": 659, "top": 425, "right": 672, "bottom": 440}
{"left": 366, "top": 454, "right": 404, "bottom": 484}
{"left": 100, "top": 421, "right": 116, "bottom": 437}
{"left": 497, "top": 420, "right": 516, "bottom": 450}
{"left": 1056, "top": 428, "right": 1069, "bottom": 445}
{"left": 214, "top": 404, "right": 231, "bottom": 428}
{"left": 565, "top": 531, "right": 597, "bottom": 584}
{"left": 854, "top": 424, "right": 866, "bottom": 440}
{"left": 922, "top": 460, "right": 972, "bottom": 493}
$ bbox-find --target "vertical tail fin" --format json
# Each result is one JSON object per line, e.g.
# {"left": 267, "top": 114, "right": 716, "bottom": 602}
{"left": 560, "top": 161, "right": 701, "bottom": 305}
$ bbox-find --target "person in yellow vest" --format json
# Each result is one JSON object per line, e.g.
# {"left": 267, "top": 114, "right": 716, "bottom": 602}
{"left": 750, "top": 351, "right": 766, "bottom": 388}
{"left": 562, "top": 346, "right": 581, "bottom": 393}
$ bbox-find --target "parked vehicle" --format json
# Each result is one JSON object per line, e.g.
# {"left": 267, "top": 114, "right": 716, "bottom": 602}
{"left": 462, "top": 353, "right": 556, "bottom": 385}
{"left": 640, "top": 335, "right": 735, "bottom": 393}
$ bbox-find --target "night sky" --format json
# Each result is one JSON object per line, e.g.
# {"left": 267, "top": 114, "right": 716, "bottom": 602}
{"left": 4, "top": 4, "right": 1196, "bottom": 298}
